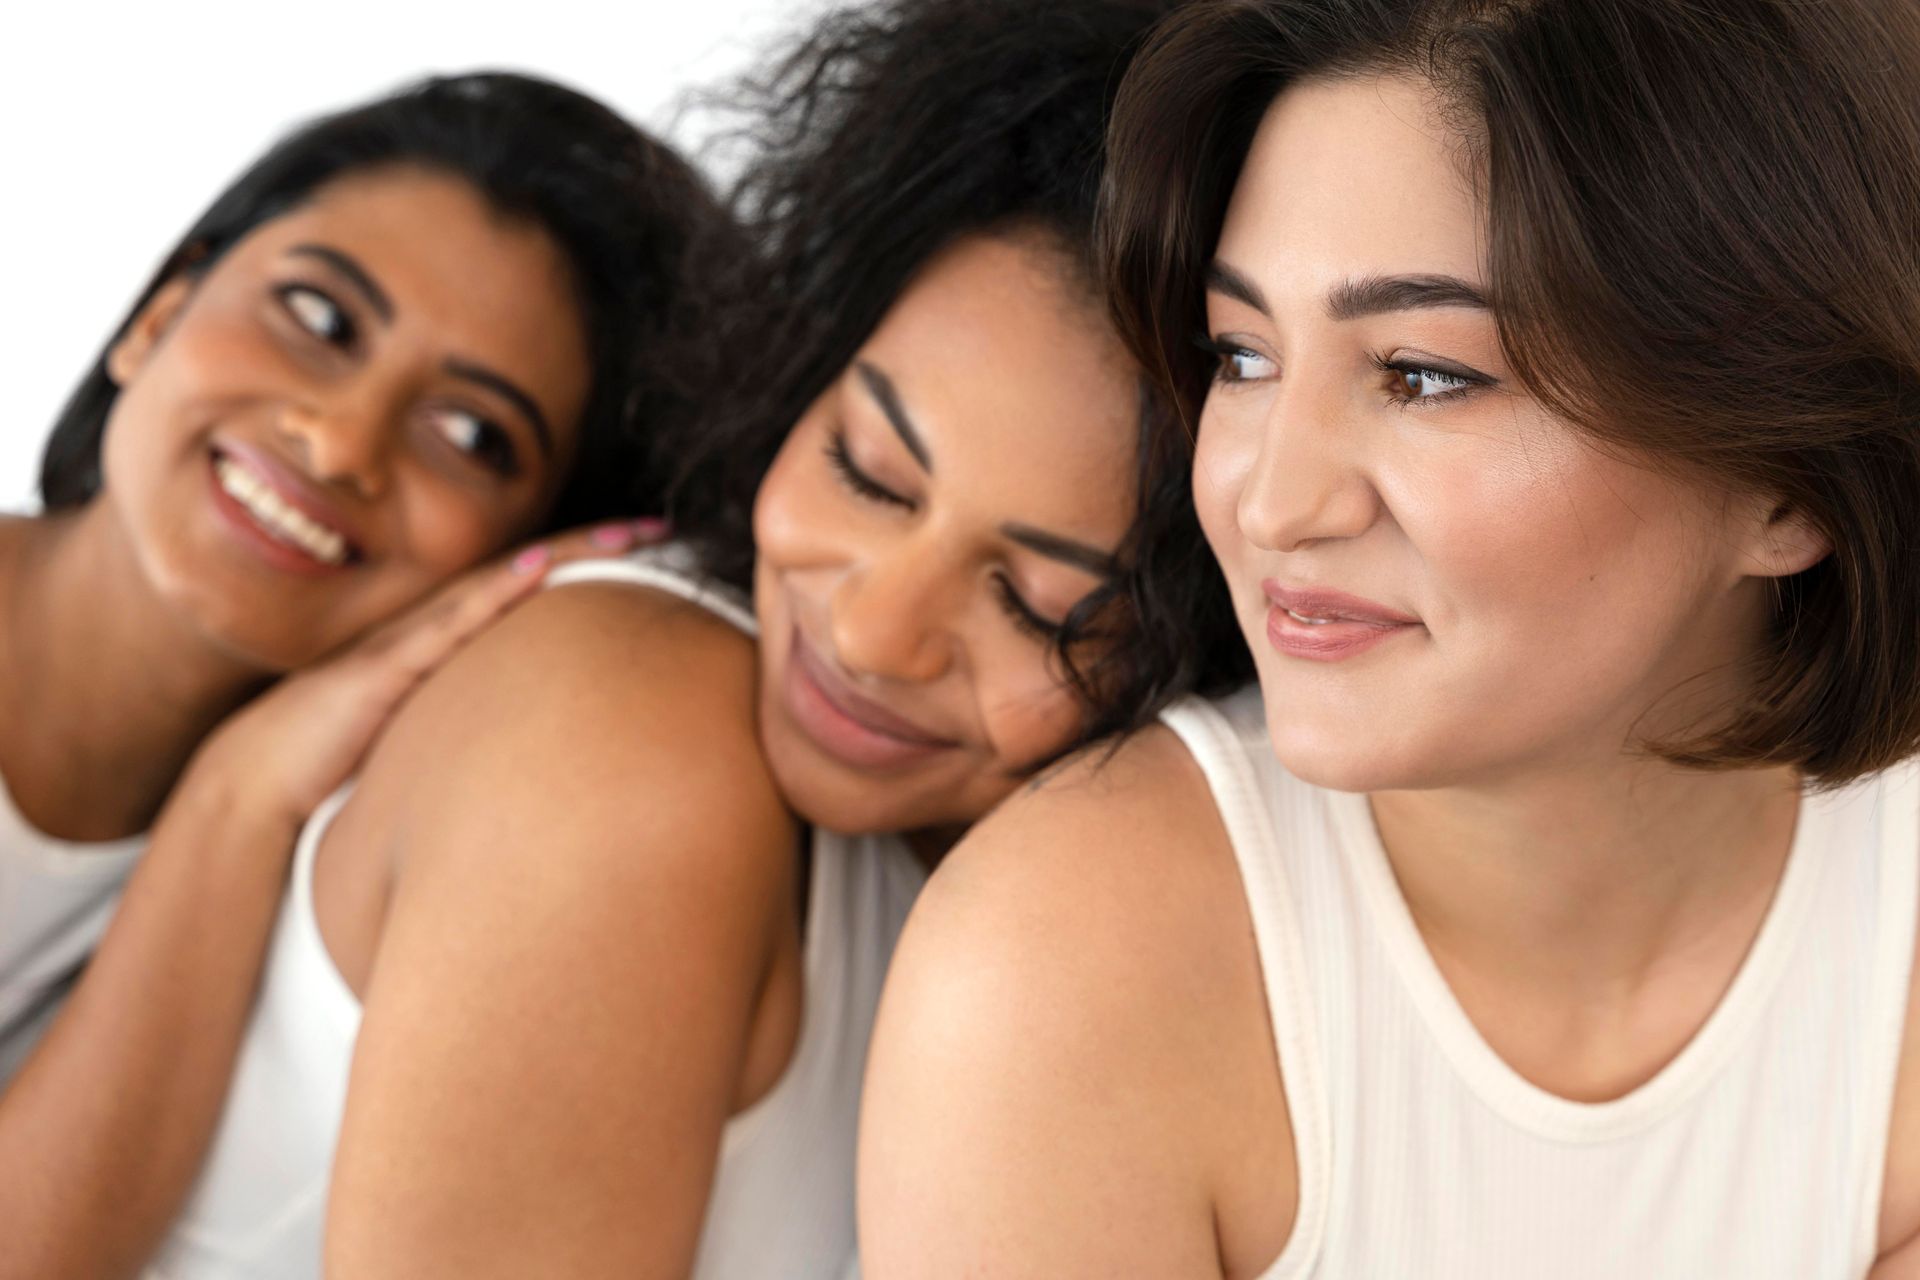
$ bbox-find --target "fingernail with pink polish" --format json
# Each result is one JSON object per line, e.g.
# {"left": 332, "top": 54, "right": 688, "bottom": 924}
{"left": 591, "top": 522, "right": 634, "bottom": 549}
{"left": 512, "top": 545, "right": 553, "bottom": 574}
{"left": 631, "top": 516, "right": 672, "bottom": 540}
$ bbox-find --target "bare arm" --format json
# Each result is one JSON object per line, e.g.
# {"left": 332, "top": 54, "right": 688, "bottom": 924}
{"left": 0, "top": 530, "right": 643, "bottom": 1280}
{"left": 857, "top": 731, "right": 1292, "bottom": 1279}
{"left": 321, "top": 584, "right": 798, "bottom": 1279}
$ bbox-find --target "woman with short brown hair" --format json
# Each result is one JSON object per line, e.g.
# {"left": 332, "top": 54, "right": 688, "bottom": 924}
{"left": 859, "top": 2, "right": 1920, "bottom": 1274}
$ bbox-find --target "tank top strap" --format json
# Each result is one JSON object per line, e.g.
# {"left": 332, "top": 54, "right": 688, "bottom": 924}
{"left": 1159, "top": 688, "right": 1328, "bottom": 1277}
{"left": 543, "top": 545, "right": 756, "bottom": 637}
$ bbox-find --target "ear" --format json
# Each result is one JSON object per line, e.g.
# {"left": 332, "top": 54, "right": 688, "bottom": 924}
{"left": 104, "top": 273, "right": 198, "bottom": 388}
{"left": 1741, "top": 500, "right": 1832, "bottom": 580}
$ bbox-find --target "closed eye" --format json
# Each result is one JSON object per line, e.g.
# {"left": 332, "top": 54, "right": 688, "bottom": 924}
{"left": 990, "top": 573, "right": 1065, "bottom": 643}
{"left": 825, "top": 432, "right": 913, "bottom": 510}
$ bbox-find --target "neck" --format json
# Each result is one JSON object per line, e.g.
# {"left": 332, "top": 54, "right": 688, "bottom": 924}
{"left": 0, "top": 503, "right": 270, "bottom": 838}
{"left": 1370, "top": 752, "right": 1802, "bottom": 1004}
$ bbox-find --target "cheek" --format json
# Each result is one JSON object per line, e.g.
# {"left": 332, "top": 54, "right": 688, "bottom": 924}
{"left": 975, "top": 647, "right": 1087, "bottom": 771}
{"left": 753, "top": 428, "right": 852, "bottom": 570}
{"left": 1192, "top": 403, "right": 1261, "bottom": 592}
{"left": 392, "top": 473, "right": 520, "bottom": 579}
{"left": 1399, "top": 432, "right": 1722, "bottom": 698}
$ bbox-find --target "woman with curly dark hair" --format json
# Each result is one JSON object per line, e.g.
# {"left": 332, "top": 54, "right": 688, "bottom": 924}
{"left": 860, "top": 0, "right": 1920, "bottom": 1275}
{"left": 117, "top": 2, "right": 1246, "bottom": 1277}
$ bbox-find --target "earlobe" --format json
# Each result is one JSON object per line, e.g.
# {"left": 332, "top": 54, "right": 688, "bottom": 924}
{"left": 105, "top": 274, "right": 198, "bottom": 388}
{"left": 1745, "top": 502, "right": 1832, "bottom": 581}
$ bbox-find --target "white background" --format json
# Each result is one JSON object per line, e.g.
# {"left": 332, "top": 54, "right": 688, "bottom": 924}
{"left": 1, "top": 0, "right": 804, "bottom": 509}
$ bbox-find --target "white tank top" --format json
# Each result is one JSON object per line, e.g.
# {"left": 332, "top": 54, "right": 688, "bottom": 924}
{"left": 144, "top": 548, "right": 928, "bottom": 1279}
{"left": 0, "top": 781, "right": 142, "bottom": 1081}
{"left": 1161, "top": 685, "right": 1920, "bottom": 1279}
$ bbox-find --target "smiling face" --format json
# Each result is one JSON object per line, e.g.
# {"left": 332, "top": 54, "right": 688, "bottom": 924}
{"left": 752, "top": 231, "right": 1139, "bottom": 842}
{"left": 98, "top": 164, "right": 590, "bottom": 670}
{"left": 1196, "top": 74, "right": 1826, "bottom": 793}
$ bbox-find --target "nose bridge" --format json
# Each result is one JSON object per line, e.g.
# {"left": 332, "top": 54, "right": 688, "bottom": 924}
{"left": 284, "top": 367, "right": 406, "bottom": 496}
{"left": 1237, "top": 365, "right": 1377, "bottom": 552}
{"left": 830, "top": 528, "right": 955, "bottom": 684}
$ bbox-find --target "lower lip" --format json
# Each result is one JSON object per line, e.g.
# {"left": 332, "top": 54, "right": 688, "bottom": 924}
{"left": 204, "top": 450, "right": 350, "bottom": 578}
{"left": 779, "top": 629, "right": 951, "bottom": 772}
{"left": 1265, "top": 605, "right": 1418, "bottom": 662}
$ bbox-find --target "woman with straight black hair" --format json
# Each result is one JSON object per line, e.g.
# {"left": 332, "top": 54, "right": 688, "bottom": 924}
{"left": 149, "top": 1, "right": 1245, "bottom": 1276}
{"left": 0, "top": 71, "right": 724, "bottom": 1278}
{"left": 860, "top": 1, "right": 1920, "bottom": 1276}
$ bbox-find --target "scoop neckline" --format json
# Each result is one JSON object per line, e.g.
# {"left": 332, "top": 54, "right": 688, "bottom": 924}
{"left": 1326, "top": 782, "right": 1827, "bottom": 1144}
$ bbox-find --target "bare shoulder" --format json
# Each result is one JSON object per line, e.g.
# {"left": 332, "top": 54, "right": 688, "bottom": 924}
{"left": 318, "top": 582, "right": 802, "bottom": 1275}
{"left": 313, "top": 579, "right": 794, "bottom": 997}
{"left": 860, "top": 725, "right": 1297, "bottom": 1278}
{"left": 339, "top": 577, "right": 786, "bottom": 876}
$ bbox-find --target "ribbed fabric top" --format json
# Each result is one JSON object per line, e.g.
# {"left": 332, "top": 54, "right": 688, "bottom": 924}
{"left": 0, "top": 777, "right": 143, "bottom": 1081}
{"left": 145, "top": 548, "right": 928, "bottom": 1279}
{"left": 1161, "top": 684, "right": 1920, "bottom": 1279}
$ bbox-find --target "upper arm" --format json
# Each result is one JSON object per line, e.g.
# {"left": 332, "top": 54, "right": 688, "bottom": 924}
{"left": 322, "top": 585, "right": 798, "bottom": 1279}
{"left": 857, "top": 730, "right": 1290, "bottom": 1279}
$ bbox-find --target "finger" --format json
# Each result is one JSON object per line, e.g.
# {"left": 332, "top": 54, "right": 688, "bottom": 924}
{"left": 541, "top": 516, "right": 674, "bottom": 567}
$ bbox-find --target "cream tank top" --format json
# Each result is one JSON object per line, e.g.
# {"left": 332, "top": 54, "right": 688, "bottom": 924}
{"left": 1162, "top": 685, "right": 1920, "bottom": 1279}
{"left": 0, "top": 784, "right": 142, "bottom": 1081}
{"left": 144, "top": 548, "right": 929, "bottom": 1279}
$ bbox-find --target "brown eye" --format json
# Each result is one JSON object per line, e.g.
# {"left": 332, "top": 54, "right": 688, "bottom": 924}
{"left": 276, "top": 284, "right": 355, "bottom": 348}
{"left": 426, "top": 406, "right": 520, "bottom": 478}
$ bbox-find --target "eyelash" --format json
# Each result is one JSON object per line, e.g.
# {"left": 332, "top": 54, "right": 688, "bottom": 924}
{"left": 825, "top": 432, "right": 912, "bottom": 509}
{"left": 1371, "top": 354, "right": 1489, "bottom": 406}
{"left": 824, "top": 431, "right": 1064, "bottom": 644}
{"left": 434, "top": 408, "right": 521, "bottom": 479}
{"left": 1197, "top": 333, "right": 1491, "bottom": 407}
{"left": 992, "top": 574, "right": 1065, "bottom": 643}
{"left": 274, "top": 282, "right": 357, "bottom": 351}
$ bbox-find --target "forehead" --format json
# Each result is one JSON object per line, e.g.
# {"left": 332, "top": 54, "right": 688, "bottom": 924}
{"left": 228, "top": 167, "right": 579, "bottom": 360}
{"left": 857, "top": 233, "right": 1139, "bottom": 542}
{"left": 1219, "top": 73, "right": 1486, "bottom": 296}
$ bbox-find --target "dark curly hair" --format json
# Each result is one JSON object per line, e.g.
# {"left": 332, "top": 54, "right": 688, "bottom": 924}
{"left": 41, "top": 71, "right": 733, "bottom": 530}
{"left": 667, "top": 0, "right": 1251, "bottom": 750}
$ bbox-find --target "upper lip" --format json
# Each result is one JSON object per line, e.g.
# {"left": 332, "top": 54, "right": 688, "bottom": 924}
{"left": 792, "top": 628, "right": 955, "bottom": 746}
{"left": 213, "top": 437, "right": 364, "bottom": 557}
{"left": 1262, "top": 581, "right": 1420, "bottom": 627}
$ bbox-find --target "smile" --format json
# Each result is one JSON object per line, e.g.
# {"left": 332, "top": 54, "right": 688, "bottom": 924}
{"left": 780, "top": 627, "right": 956, "bottom": 772}
{"left": 212, "top": 450, "right": 352, "bottom": 567}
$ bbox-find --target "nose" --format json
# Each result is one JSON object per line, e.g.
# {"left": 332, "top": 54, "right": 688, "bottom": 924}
{"left": 1235, "top": 377, "right": 1380, "bottom": 553}
{"left": 827, "top": 541, "right": 956, "bottom": 685}
{"left": 275, "top": 390, "right": 398, "bottom": 501}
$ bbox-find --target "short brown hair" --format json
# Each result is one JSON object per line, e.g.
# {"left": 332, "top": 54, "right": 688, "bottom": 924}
{"left": 1102, "top": 0, "right": 1920, "bottom": 784}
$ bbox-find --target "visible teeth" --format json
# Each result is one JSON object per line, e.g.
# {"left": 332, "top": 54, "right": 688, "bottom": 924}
{"left": 1287, "top": 608, "right": 1336, "bottom": 626}
{"left": 214, "top": 457, "right": 348, "bottom": 565}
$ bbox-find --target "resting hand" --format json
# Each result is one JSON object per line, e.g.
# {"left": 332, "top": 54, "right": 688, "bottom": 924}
{"left": 193, "top": 518, "right": 667, "bottom": 826}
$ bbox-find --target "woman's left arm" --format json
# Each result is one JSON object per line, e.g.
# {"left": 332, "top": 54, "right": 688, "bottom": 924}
{"left": 320, "top": 583, "right": 797, "bottom": 1279}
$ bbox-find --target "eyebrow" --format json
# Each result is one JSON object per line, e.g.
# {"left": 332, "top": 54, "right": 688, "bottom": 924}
{"left": 444, "top": 359, "right": 555, "bottom": 458}
{"left": 287, "top": 244, "right": 394, "bottom": 323}
{"left": 855, "top": 360, "right": 932, "bottom": 472}
{"left": 1206, "top": 260, "right": 1490, "bottom": 322}
{"left": 1002, "top": 523, "right": 1119, "bottom": 579}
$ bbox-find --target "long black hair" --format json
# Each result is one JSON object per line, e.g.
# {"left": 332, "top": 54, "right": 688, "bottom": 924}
{"left": 41, "top": 71, "right": 731, "bottom": 529}
{"left": 670, "top": 0, "right": 1251, "bottom": 747}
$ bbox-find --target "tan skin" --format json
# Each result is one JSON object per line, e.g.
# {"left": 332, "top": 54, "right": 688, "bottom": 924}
{"left": 858, "top": 74, "right": 1906, "bottom": 1278}
{"left": 0, "top": 164, "right": 589, "bottom": 842}
{"left": 302, "top": 229, "right": 1142, "bottom": 1277}
{"left": 0, "top": 164, "right": 659, "bottom": 1279}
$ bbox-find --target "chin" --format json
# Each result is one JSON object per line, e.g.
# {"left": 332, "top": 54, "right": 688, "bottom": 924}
{"left": 1262, "top": 707, "right": 1438, "bottom": 795}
